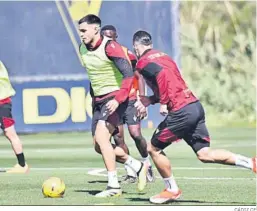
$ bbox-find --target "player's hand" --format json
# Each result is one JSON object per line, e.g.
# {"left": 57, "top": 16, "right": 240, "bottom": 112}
{"left": 134, "top": 100, "right": 147, "bottom": 119}
{"left": 137, "top": 107, "right": 147, "bottom": 120}
{"left": 139, "top": 95, "right": 151, "bottom": 107}
{"left": 160, "top": 104, "right": 168, "bottom": 116}
{"left": 106, "top": 99, "right": 119, "bottom": 115}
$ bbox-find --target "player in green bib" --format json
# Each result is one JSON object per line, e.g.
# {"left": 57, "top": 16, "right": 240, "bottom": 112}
{"left": 0, "top": 61, "right": 29, "bottom": 173}
{"left": 78, "top": 14, "right": 147, "bottom": 197}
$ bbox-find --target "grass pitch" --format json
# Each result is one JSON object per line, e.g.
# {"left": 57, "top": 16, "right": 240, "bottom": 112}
{"left": 0, "top": 127, "right": 256, "bottom": 205}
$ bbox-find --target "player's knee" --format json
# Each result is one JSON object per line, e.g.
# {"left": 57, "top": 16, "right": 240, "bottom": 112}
{"left": 147, "top": 142, "right": 152, "bottom": 153}
{"left": 131, "top": 134, "right": 143, "bottom": 144}
{"left": 93, "top": 137, "right": 102, "bottom": 154}
{"left": 113, "top": 134, "right": 125, "bottom": 146}
{"left": 147, "top": 143, "right": 159, "bottom": 155}
{"left": 4, "top": 126, "right": 17, "bottom": 141}
{"left": 129, "top": 126, "right": 141, "bottom": 140}
{"left": 118, "top": 143, "right": 129, "bottom": 154}
{"left": 94, "top": 143, "right": 102, "bottom": 154}
{"left": 113, "top": 134, "right": 129, "bottom": 154}
{"left": 113, "top": 136, "right": 126, "bottom": 149}
{"left": 197, "top": 147, "right": 214, "bottom": 163}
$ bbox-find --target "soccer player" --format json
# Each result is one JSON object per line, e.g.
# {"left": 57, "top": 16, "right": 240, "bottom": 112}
{"left": 78, "top": 15, "right": 147, "bottom": 197}
{"left": 100, "top": 25, "right": 154, "bottom": 183}
{"left": 0, "top": 61, "right": 29, "bottom": 173}
{"left": 132, "top": 30, "right": 257, "bottom": 204}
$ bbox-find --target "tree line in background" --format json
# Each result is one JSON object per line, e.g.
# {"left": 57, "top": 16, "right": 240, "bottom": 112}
{"left": 180, "top": 1, "right": 256, "bottom": 126}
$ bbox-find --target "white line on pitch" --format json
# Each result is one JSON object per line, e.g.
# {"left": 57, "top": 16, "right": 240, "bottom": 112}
{"left": 87, "top": 169, "right": 256, "bottom": 180}
{"left": 0, "top": 167, "right": 250, "bottom": 171}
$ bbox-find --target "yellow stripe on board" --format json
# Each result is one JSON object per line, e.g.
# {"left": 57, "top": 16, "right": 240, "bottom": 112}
{"left": 56, "top": 0, "right": 103, "bottom": 66}
{"left": 66, "top": 0, "right": 102, "bottom": 21}
{"left": 55, "top": 0, "right": 83, "bottom": 65}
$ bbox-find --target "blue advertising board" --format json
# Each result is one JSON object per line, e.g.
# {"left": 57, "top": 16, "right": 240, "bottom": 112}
{"left": 0, "top": 1, "right": 178, "bottom": 133}
{"left": 12, "top": 80, "right": 164, "bottom": 133}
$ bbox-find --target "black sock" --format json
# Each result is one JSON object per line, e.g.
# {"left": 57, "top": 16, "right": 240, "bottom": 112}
{"left": 16, "top": 153, "right": 25, "bottom": 167}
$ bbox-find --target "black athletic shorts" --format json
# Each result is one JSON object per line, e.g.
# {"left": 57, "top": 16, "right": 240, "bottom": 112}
{"left": 91, "top": 96, "right": 128, "bottom": 136}
{"left": 0, "top": 103, "right": 15, "bottom": 130}
{"left": 119, "top": 99, "right": 140, "bottom": 126}
{"left": 151, "top": 101, "right": 210, "bottom": 153}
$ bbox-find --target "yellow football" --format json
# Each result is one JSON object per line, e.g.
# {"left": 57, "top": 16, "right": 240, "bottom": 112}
{"left": 42, "top": 177, "right": 65, "bottom": 198}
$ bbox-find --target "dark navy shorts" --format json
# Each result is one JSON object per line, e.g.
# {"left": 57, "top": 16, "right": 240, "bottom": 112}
{"left": 151, "top": 101, "right": 210, "bottom": 153}
{"left": 119, "top": 99, "right": 140, "bottom": 126}
{"left": 91, "top": 97, "right": 128, "bottom": 136}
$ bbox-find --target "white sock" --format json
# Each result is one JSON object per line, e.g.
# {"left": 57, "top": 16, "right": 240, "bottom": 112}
{"left": 124, "top": 165, "right": 137, "bottom": 177}
{"left": 107, "top": 171, "right": 120, "bottom": 188}
{"left": 163, "top": 175, "right": 179, "bottom": 193}
{"left": 142, "top": 155, "right": 151, "bottom": 166}
{"left": 125, "top": 156, "right": 142, "bottom": 173}
{"left": 235, "top": 154, "right": 253, "bottom": 170}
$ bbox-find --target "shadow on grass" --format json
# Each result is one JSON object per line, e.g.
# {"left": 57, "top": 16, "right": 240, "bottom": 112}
{"left": 74, "top": 190, "right": 100, "bottom": 195}
{"left": 126, "top": 197, "right": 256, "bottom": 205}
{"left": 74, "top": 189, "right": 129, "bottom": 196}
{"left": 88, "top": 180, "right": 108, "bottom": 184}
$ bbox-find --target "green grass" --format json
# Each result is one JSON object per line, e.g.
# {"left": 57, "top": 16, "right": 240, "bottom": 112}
{"left": 0, "top": 128, "right": 256, "bottom": 205}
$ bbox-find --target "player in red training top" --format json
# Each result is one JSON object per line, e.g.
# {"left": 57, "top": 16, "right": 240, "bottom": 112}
{"left": 100, "top": 25, "right": 154, "bottom": 183}
{"left": 132, "top": 30, "right": 256, "bottom": 204}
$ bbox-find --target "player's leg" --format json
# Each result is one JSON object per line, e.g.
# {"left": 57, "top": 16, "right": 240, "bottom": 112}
{"left": 90, "top": 101, "right": 122, "bottom": 197}
{"left": 128, "top": 124, "right": 148, "bottom": 158}
{"left": 96, "top": 123, "right": 138, "bottom": 182}
{"left": 92, "top": 105, "right": 125, "bottom": 164}
{"left": 5, "top": 126, "right": 29, "bottom": 173}
{"left": 94, "top": 120, "right": 116, "bottom": 172}
{"left": 94, "top": 119, "right": 124, "bottom": 198}
{"left": 0, "top": 103, "right": 29, "bottom": 173}
{"left": 148, "top": 117, "right": 182, "bottom": 204}
{"left": 93, "top": 100, "right": 120, "bottom": 193}
{"left": 128, "top": 124, "right": 154, "bottom": 182}
{"left": 111, "top": 142, "right": 148, "bottom": 192}
{"left": 185, "top": 102, "right": 256, "bottom": 173}
{"left": 95, "top": 130, "right": 147, "bottom": 188}
{"left": 113, "top": 124, "right": 137, "bottom": 183}
{"left": 113, "top": 124, "right": 136, "bottom": 182}
{"left": 92, "top": 107, "right": 104, "bottom": 155}
{"left": 93, "top": 119, "right": 147, "bottom": 186}
{"left": 113, "top": 125, "right": 129, "bottom": 154}
{"left": 126, "top": 99, "right": 154, "bottom": 182}
{"left": 93, "top": 100, "right": 147, "bottom": 196}
{"left": 112, "top": 102, "right": 148, "bottom": 191}
{"left": 197, "top": 147, "right": 256, "bottom": 173}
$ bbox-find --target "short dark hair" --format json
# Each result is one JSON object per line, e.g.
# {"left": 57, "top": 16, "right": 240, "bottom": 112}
{"left": 78, "top": 14, "right": 101, "bottom": 26}
{"left": 133, "top": 30, "right": 152, "bottom": 46}
{"left": 101, "top": 25, "right": 117, "bottom": 33}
